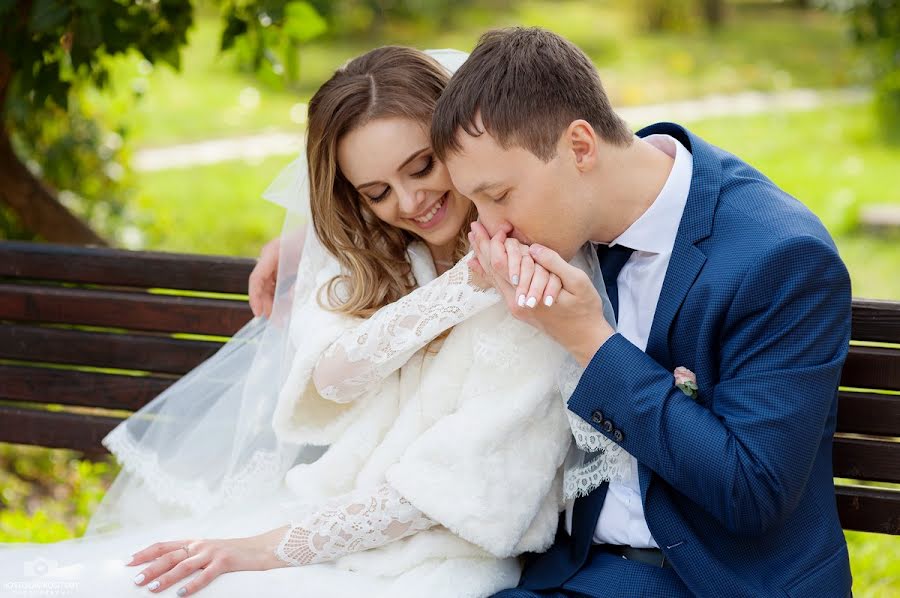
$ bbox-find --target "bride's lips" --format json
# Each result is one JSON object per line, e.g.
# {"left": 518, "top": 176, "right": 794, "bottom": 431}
{"left": 408, "top": 192, "right": 450, "bottom": 231}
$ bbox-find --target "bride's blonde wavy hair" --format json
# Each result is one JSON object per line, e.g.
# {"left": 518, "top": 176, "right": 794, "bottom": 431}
{"left": 307, "top": 46, "right": 476, "bottom": 318}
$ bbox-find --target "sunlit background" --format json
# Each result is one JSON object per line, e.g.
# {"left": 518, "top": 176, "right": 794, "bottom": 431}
{"left": 1, "top": 1, "right": 898, "bottom": 595}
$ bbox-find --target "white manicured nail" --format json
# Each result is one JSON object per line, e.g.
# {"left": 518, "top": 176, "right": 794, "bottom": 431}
{"left": 517, "top": 294, "right": 526, "bottom": 307}
{"left": 544, "top": 296, "right": 554, "bottom": 307}
{"left": 511, "top": 274, "right": 519, "bottom": 285}
{"left": 526, "top": 297, "right": 537, "bottom": 308}
{"left": 148, "top": 580, "right": 160, "bottom": 591}
{"left": 133, "top": 573, "right": 145, "bottom": 584}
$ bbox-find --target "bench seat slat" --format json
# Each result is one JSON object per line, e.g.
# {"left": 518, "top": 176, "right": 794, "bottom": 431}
{"left": 0, "top": 405, "right": 120, "bottom": 457}
{"left": 836, "top": 391, "right": 900, "bottom": 437}
{"left": 0, "top": 323, "right": 225, "bottom": 375}
{"left": 0, "top": 240, "right": 254, "bottom": 294}
{"left": 840, "top": 346, "right": 900, "bottom": 392}
{"left": 0, "top": 284, "right": 252, "bottom": 336}
{"left": 833, "top": 436, "right": 900, "bottom": 485}
{"left": 835, "top": 484, "right": 900, "bottom": 535}
{"left": 851, "top": 299, "right": 900, "bottom": 345}
{"left": 0, "top": 365, "right": 175, "bottom": 411}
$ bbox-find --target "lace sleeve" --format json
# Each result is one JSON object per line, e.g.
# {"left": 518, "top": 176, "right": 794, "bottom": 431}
{"left": 311, "top": 251, "right": 499, "bottom": 403}
{"left": 273, "top": 483, "right": 437, "bottom": 567}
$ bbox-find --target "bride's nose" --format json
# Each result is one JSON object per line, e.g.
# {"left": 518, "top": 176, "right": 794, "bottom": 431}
{"left": 399, "top": 188, "right": 427, "bottom": 216}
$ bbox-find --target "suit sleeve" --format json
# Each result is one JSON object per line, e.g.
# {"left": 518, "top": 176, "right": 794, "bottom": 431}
{"left": 567, "top": 234, "right": 852, "bottom": 536}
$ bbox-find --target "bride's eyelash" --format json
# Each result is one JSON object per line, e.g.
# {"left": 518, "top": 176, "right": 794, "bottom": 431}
{"left": 494, "top": 191, "right": 509, "bottom": 203}
{"left": 412, "top": 156, "right": 435, "bottom": 178}
{"left": 368, "top": 188, "right": 390, "bottom": 203}
{"left": 366, "top": 156, "right": 434, "bottom": 203}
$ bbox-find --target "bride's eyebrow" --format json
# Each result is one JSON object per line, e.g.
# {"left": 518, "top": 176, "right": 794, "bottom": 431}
{"left": 356, "top": 147, "right": 430, "bottom": 190}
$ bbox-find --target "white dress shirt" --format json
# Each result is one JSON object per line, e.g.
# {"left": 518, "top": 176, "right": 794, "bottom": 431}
{"left": 564, "top": 133, "right": 694, "bottom": 547}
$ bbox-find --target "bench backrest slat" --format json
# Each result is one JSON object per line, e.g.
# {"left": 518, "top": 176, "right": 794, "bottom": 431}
{"left": 841, "top": 346, "right": 900, "bottom": 392}
{"left": 0, "top": 240, "right": 253, "bottom": 293}
{"left": 850, "top": 299, "right": 900, "bottom": 344}
{"left": 0, "top": 283, "right": 249, "bottom": 336}
{"left": 835, "top": 485, "right": 900, "bottom": 535}
{"left": 0, "top": 405, "right": 120, "bottom": 457}
{"left": 1, "top": 364, "right": 175, "bottom": 411}
{"left": 0, "top": 323, "right": 224, "bottom": 375}
{"left": 836, "top": 391, "right": 900, "bottom": 437}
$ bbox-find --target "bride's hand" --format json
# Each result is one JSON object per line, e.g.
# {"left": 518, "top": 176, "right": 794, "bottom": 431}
{"left": 126, "top": 525, "right": 292, "bottom": 596}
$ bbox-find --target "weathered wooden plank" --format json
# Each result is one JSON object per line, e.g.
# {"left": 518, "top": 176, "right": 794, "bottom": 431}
{"left": 0, "top": 240, "right": 255, "bottom": 293}
{"left": 835, "top": 484, "right": 900, "bottom": 535}
{"left": 851, "top": 298, "right": 900, "bottom": 345}
{"left": 837, "top": 391, "right": 900, "bottom": 437}
{"left": 833, "top": 436, "right": 900, "bottom": 485}
{"left": 0, "top": 405, "right": 121, "bottom": 457}
{"left": 0, "top": 323, "right": 225, "bottom": 375}
{"left": 0, "top": 365, "right": 176, "bottom": 411}
{"left": 0, "top": 284, "right": 253, "bottom": 336}
{"left": 840, "top": 346, "right": 900, "bottom": 392}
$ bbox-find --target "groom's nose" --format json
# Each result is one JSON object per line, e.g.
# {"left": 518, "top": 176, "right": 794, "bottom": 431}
{"left": 473, "top": 205, "right": 504, "bottom": 237}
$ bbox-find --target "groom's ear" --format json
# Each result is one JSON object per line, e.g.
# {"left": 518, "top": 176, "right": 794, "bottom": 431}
{"left": 565, "top": 119, "right": 599, "bottom": 173}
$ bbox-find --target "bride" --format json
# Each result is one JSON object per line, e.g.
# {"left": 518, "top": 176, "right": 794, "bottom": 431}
{"left": 0, "top": 47, "right": 624, "bottom": 598}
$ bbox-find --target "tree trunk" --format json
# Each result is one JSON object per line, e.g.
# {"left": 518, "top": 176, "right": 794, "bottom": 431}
{"left": 0, "top": 50, "right": 107, "bottom": 246}
{"left": 701, "top": 0, "right": 726, "bottom": 28}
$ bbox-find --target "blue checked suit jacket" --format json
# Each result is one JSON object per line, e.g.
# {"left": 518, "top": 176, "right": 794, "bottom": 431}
{"left": 520, "top": 122, "right": 853, "bottom": 597}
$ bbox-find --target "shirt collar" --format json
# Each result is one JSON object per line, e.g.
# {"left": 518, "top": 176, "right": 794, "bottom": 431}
{"left": 602, "top": 134, "right": 693, "bottom": 256}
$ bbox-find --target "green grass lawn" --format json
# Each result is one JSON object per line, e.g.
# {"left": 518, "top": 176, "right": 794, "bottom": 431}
{"left": 102, "top": 1, "right": 863, "bottom": 147}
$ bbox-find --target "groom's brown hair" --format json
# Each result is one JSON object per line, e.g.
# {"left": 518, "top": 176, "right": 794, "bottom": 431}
{"left": 431, "top": 27, "right": 632, "bottom": 162}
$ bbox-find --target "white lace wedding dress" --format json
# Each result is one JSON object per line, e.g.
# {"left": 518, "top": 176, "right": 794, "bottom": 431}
{"left": 0, "top": 242, "right": 597, "bottom": 598}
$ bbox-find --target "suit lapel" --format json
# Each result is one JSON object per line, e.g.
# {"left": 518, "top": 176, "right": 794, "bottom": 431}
{"left": 633, "top": 122, "right": 722, "bottom": 503}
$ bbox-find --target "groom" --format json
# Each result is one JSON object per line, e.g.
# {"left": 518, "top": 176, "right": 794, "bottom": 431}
{"left": 431, "top": 28, "right": 853, "bottom": 597}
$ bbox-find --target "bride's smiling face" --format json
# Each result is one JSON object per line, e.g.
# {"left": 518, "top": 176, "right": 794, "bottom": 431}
{"left": 338, "top": 117, "right": 470, "bottom": 254}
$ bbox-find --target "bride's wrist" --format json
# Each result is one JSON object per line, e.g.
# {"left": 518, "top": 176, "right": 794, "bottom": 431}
{"left": 257, "top": 525, "right": 297, "bottom": 569}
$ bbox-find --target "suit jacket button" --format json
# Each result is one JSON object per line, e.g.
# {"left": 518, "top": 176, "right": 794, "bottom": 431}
{"left": 602, "top": 419, "right": 614, "bottom": 433}
{"left": 591, "top": 410, "right": 604, "bottom": 424}
{"left": 613, "top": 429, "right": 624, "bottom": 443}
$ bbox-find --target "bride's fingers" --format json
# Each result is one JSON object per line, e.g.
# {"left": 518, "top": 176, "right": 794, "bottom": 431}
{"left": 504, "top": 238, "right": 522, "bottom": 286}
{"left": 515, "top": 254, "right": 536, "bottom": 307}
{"left": 128, "top": 540, "right": 190, "bottom": 566}
{"left": 524, "top": 264, "right": 550, "bottom": 309}
{"left": 132, "top": 549, "right": 189, "bottom": 590}
{"left": 543, "top": 273, "right": 563, "bottom": 307}
{"left": 148, "top": 554, "right": 210, "bottom": 595}
{"left": 175, "top": 560, "right": 227, "bottom": 597}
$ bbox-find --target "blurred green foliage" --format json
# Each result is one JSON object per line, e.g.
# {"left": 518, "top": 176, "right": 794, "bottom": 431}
{"left": 821, "top": 0, "right": 900, "bottom": 141}
{"left": 0, "top": 0, "right": 325, "bottom": 243}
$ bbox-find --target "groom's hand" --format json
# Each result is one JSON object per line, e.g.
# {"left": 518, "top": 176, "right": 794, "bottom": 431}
{"left": 470, "top": 221, "right": 614, "bottom": 366}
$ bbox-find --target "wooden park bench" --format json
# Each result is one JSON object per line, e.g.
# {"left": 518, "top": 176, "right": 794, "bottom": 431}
{"left": 1, "top": 240, "right": 899, "bottom": 537}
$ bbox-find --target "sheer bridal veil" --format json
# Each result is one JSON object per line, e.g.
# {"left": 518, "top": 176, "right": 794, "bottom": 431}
{"left": 83, "top": 48, "right": 472, "bottom": 538}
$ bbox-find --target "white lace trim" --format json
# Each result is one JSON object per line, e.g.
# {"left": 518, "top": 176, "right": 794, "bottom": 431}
{"left": 314, "top": 251, "right": 499, "bottom": 403}
{"left": 557, "top": 351, "right": 632, "bottom": 500}
{"left": 102, "top": 424, "right": 287, "bottom": 515}
{"left": 274, "top": 483, "right": 436, "bottom": 566}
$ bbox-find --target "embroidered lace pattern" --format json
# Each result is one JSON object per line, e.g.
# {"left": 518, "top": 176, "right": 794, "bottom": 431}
{"left": 313, "top": 252, "right": 500, "bottom": 403}
{"left": 273, "top": 483, "right": 437, "bottom": 566}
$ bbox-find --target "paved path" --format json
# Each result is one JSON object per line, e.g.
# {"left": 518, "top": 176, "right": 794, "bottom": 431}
{"left": 133, "top": 87, "right": 870, "bottom": 172}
